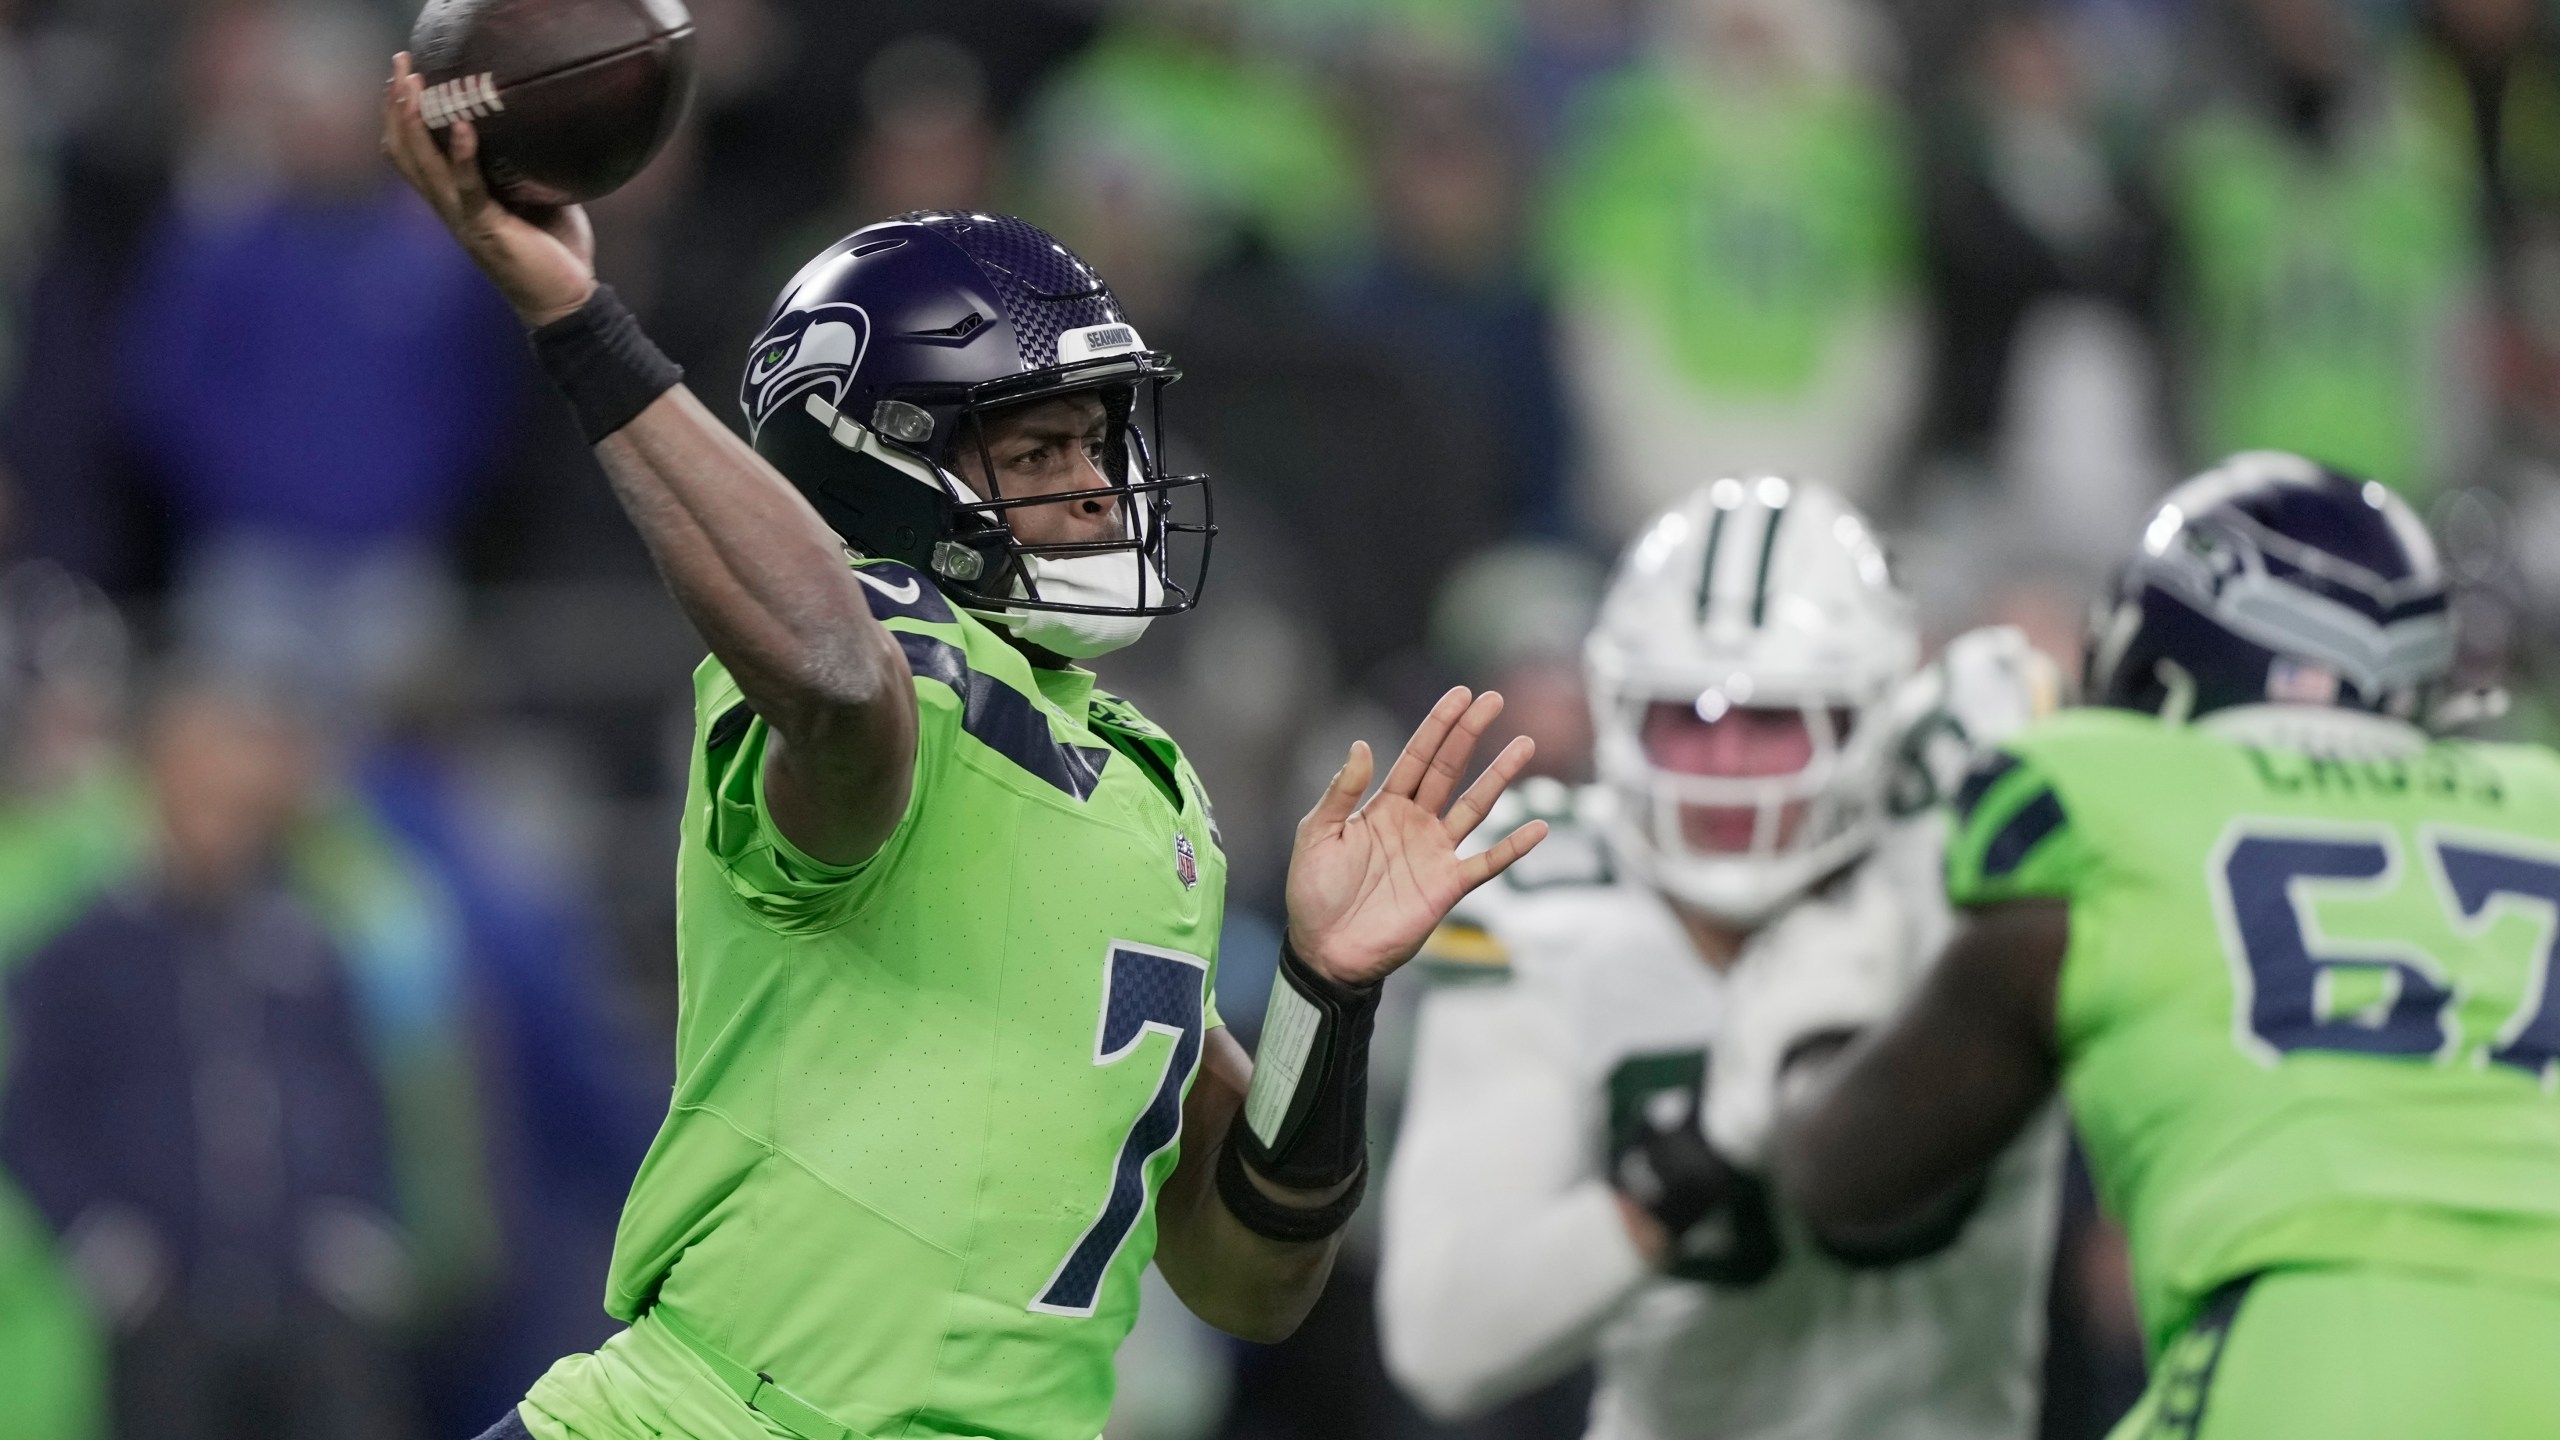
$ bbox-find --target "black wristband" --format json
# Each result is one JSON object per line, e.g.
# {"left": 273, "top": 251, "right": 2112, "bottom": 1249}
{"left": 529, "top": 284, "right": 682, "bottom": 444}
{"left": 1235, "top": 936, "right": 1379, "bottom": 1191}
{"left": 1215, "top": 1136, "right": 1367, "bottom": 1244}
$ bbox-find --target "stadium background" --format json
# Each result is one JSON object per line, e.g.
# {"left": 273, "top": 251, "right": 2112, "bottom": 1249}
{"left": 0, "top": 0, "right": 2553, "bottom": 1434}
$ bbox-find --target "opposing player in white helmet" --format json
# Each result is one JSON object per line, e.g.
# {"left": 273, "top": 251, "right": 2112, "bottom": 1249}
{"left": 1379, "top": 478, "right": 2067, "bottom": 1440}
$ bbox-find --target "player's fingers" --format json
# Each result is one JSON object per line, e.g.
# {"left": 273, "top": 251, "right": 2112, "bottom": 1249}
{"left": 447, "top": 116, "right": 493, "bottom": 215}
{"left": 383, "top": 59, "right": 432, "bottom": 168}
{"left": 1415, "top": 690, "right": 1504, "bottom": 816}
{"left": 381, "top": 54, "right": 406, "bottom": 158}
{"left": 1442, "top": 734, "right": 1537, "bottom": 841}
{"left": 1458, "top": 819, "right": 1549, "bottom": 891}
{"left": 1300, "top": 741, "right": 1372, "bottom": 836}
{"left": 382, "top": 59, "right": 430, "bottom": 176}
{"left": 383, "top": 66, "right": 462, "bottom": 216}
{"left": 1379, "top": 688, "right": 1470, "bottom": 802}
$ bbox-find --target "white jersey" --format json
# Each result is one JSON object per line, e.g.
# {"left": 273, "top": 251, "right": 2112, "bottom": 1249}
{"left": 1377, "top": 792, "right": 2063, "bottom": 1440}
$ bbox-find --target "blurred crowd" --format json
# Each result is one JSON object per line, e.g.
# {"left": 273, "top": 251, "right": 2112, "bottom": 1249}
{"left": 5, "top": 0, "right": 2560, "bottom": 1436}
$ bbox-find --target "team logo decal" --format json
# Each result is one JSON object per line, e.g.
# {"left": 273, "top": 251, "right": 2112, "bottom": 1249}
{"left": 1173, "top": 831, "right": 1198, "bottom": 889}
{"left": 740, "top": 302, "right": 872, "bottom": 437}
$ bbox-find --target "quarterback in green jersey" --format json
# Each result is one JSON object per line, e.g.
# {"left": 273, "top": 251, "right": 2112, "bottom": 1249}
{"left": 383, "top": 60, "right": 1547, "bottom": 1440}
{"left": 1776, "top": 451, "right": 2560, "bottom": 1437}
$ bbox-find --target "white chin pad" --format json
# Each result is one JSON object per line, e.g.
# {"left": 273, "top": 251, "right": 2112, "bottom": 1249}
{"left": 1004, "top": 551, "right": 1155, "bottom": 658}
{"left": 1008, "top": 607, "right": 1153, "bottom": 659}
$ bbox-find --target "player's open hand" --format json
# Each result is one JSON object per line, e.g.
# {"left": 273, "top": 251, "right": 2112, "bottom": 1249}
{"left": 1285, "top": 688, "right": 1548, "bottom": 988}
{"left": 382, "top": 52, "right": 596, "bottom": 327}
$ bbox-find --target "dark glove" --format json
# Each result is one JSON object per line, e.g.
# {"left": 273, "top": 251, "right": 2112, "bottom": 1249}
{"left": 1608, "top": 1057, "right": 1781, "bottom": 1287}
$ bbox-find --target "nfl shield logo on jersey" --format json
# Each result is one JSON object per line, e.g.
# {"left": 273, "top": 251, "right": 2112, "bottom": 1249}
{"left": 1174, "top": 832, "right": 1199, "bottom": 889}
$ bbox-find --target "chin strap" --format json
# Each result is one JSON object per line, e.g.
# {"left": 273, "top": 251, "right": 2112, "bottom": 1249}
{"left": 2153, "top": 658, "right": 2197, "bottom": 726}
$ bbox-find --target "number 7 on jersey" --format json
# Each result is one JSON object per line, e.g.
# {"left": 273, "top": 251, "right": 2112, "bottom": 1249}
{"left": 1031, "top": 942, "right": 1210, "bottom": 1316}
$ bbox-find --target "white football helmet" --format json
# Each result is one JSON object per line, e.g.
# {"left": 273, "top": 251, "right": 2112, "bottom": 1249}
{"left": 1587, "top": 477, "right": 1919, "bottom": 927}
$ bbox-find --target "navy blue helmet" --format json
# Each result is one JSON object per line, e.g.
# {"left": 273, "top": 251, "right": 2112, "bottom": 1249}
{"left": 740, "top": 211, "right": 1211, "bottom": 655}
{"left": 2085, "top": 452, "right": 2454, "bottom": 722}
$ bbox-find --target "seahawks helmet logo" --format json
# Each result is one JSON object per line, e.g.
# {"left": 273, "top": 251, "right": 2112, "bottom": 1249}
{"left": 741, "top": 303, "right": 872, "bottom": 437}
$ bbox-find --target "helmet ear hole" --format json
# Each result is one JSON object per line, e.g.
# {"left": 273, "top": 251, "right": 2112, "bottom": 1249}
{"left": 872, "top": 400, "right": 935, "bottom": 445}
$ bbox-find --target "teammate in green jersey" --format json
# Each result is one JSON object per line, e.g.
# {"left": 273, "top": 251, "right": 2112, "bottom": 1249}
{"left": 0, "top": 564, "right": 129, "bottom": 1440}
{"left": 1775, "top": 451, "right": 2560, "bottom": 1437}
{"left": 382, "top": 56, "right": 1547, "bottom": 1440}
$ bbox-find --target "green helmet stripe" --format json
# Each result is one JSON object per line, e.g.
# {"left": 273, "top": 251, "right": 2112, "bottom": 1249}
{"left": 1750, "top": 492, "right": 1790, "bottom": 627}
{"left": 1697, "top": 502, "right": 1731, "bottom": 624}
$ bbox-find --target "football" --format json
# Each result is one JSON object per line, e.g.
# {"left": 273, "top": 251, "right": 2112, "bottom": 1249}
{"left": 408, "top": 0, "right": 697, "bottom": 207}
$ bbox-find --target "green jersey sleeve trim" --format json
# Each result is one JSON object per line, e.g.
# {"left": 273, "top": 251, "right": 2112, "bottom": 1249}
{"left": 1946, "top": 746, "right": 2091, "bottom": 906}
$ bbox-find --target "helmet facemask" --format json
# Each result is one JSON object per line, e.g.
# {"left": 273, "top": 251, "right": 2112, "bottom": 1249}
{"left": 806, "top": 351, "right": 1214, "bottom": 658}
{"left": 742, "top": 214, "right": 1218, "bottom": 654}
{"left": 1591, "top": 671, "right": 1898, "bottom": 927}
{"left": 1585, "top": 477, "right": 1918, "bottom": 929}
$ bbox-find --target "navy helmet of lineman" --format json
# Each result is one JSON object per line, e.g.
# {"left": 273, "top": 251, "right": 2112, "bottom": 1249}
{"left": 737, "top": 209, "right": 1212, "bottom": 659}
{"left": 1585, "top": 475, "right": 1920, "bottom": 926}
{"left": 2082, "top": 448, "right": 2456, "bottom": 725}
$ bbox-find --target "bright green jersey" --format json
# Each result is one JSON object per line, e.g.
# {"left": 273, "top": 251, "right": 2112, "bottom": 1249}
{"left": 1948, "top": 709, "right": 2560, "bottom": 1354}
{"left": 1546, "top": 62, "right": 1911, "bottom": 397}
{"left": 525, "top": 559, "right": 1226, "bottom": 1440}
{"left": 2165, "top": 61, "right": 2475, "bottom": 500}
{"left": 0, "top": 769, "right": 136, "bottom": 1440}
{"left": 0, "top": 766, "right": 142, "bottom": 963}
{"left": 1024, "top": 20, "right": 1366, "bottom": 272}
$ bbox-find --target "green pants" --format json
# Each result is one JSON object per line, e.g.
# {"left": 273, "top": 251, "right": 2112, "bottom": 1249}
{"left": 2109, "top": 1266, "right": 2560, "bottom": 1439}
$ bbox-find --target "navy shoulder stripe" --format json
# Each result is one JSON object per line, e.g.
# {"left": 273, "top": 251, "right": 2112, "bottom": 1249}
{"left": 1981, "top": 787, "right": 2067, "bottom": 879}
{"left": 1953, "top": 752, "right": 2022, "bottom": 826}
{"left": 896, "top": 633, "right": 1110, "bottom": 800}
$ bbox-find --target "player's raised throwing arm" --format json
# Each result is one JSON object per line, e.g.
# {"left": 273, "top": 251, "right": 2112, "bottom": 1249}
{"left": 1154, "top": 690, "right": 1548, "bottom": 1340}
{"left": 382, "top": 56, "right": 912, "bottom": 865}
